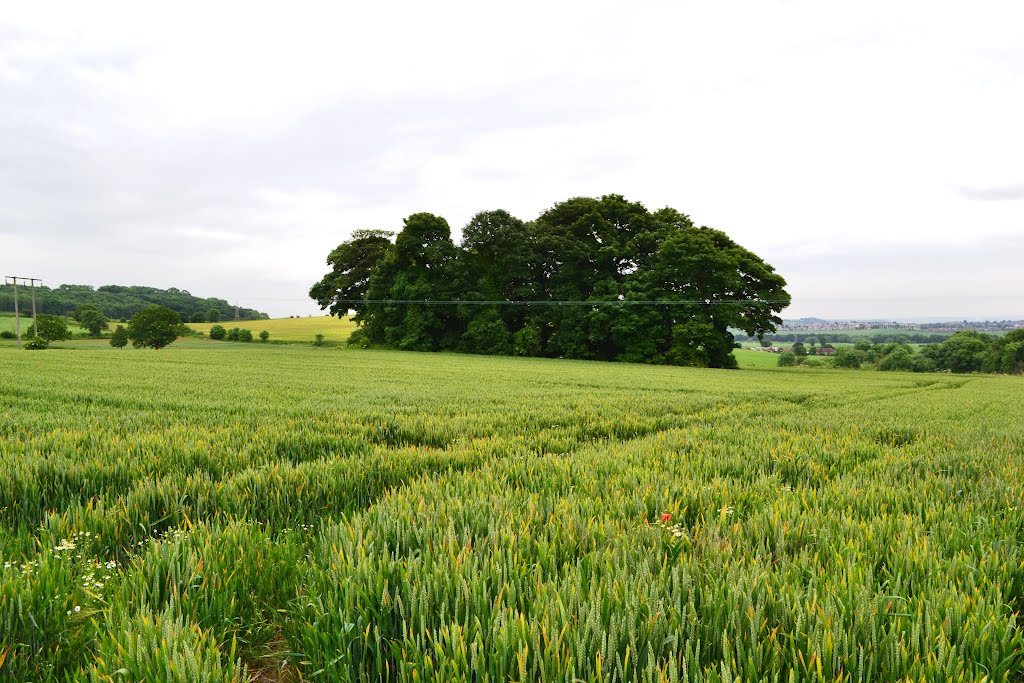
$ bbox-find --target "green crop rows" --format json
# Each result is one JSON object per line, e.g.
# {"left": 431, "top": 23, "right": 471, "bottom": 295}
{"left": 1, "top": 345, "right": 1023, "bottom": 681}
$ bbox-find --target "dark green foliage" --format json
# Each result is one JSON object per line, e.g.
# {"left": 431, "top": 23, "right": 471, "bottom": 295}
{"left": 0, "top": 330, "right": 14, "bottom": 339}
{"left": 225, "top": 327, "right": 240, "bottom": 342}
{"left": 34, "top": 314, "right": 71, "bottom": 347}
{"left": 777, "top": 351, "right": 798, "bottom": 367}
{"left": 918, "top": 330, "right": 1024, "bottom": 374}
{"left": 23, "top": 335, "right": 48, "bottom": 350}
{"left": 313, "top": 333, "right": 325, "bottom": 346}
{"left": 207, "top": 308, "right": 221, "bottom": 323}
{"left": 832, "top": 348, "right": 863, "bottom": 369}
{"left": 72, "top": 304, "right": 109, "bottom": 336}
{"left": 0, "top": 283, "right": 267, "bottom": 321}
{"left": 512, "top": 322, "right": 542, "bottom": 357}
{"left": 315, "top": 195, "right": 789, "bottom": 368}
{"left": 921, "top": 331, "right": 992, "bottom": 373}
{"left": 208, "top": 325, "right": 226, "bottom": 340}
{"left": 127, "top": 306, "right": 182, "bottom": 350}
{"left": 259, "top": 330, "right": 269, "bottom": 343}
{"left": 237, "top": 328, "right": 253, "bottom": 343}
{"left": 110, "top": 325, "right": 129, "bottom": 349}
{"left": 189, "top": 312, "right": 206, "bottom": 323}
{"left": 792, "top": 341, "right": 806, "bottom": 356}
{"left": 459, "top": 307, "right": 512, "bottom": 355}
{"left": 877, "top": 345, "right": 913, "bottom": 371}
{"left": 984, "top": 328, "right": 1024, "bottom": 374}
{"left": 309, "top": 229, "right": 394, "bottom": 322}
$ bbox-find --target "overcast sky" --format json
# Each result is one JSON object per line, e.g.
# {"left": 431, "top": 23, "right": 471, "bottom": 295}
{"left": 1, "top": 1, "right": 1022, "bottom": 320}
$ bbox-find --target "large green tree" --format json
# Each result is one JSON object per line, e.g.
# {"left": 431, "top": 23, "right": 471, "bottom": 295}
{"left": 309, "top": 229, "right": 394, "bottom": 322}
{"left": 363, "top": 214, "right": 457, "bottom": 351}
{"left": 127, "top": 305, "right": 182, "bottom": 350}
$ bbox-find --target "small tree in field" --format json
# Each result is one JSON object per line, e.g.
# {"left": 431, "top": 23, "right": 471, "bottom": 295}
{"left": 73, "top": 304, "right": 109, "bottom": 337}
{"left": 209, "top": 325, "right": 226, "bottom": 340}
{"left": 777, "top": 351, "right": 799, "bottom": 367}
{"left": 207, "top": 308, "right": 221, "bottom": 323}
{"left": 110, "top": 325, "right": 129, "bottom": 349}
{"left": 127, "top": 305, "right": 181, "bottom": 350}
{"left": 237, "top": 328, "right": 253, "bottom": 342}
{"left": 35, "top": 314, "right": 71, "bottom": 348}
{"left": 259, "top": 330, "right": 270, "bottom": 343}
{"left": 313, "top": 334, "right": 325, "bottom": 346}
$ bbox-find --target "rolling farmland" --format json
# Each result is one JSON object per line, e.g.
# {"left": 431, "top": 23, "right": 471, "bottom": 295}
{"left": 187, "top": 315, "right": 358, "bottom": 343}
{"left": 1, "top": 344, "right": 1023, "bottom": 681}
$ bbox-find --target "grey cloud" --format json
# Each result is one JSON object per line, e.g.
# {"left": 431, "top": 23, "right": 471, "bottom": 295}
{"left": 956, "top": 184, "right": 1024, "bottom": 201}
{"left": 0, "top": 43, "right": 636, "bottom": 247}
{"left": 768, "top": 236, "right": 1024, "bottom": 320}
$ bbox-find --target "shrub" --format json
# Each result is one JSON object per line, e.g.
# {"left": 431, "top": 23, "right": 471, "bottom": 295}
{"left": 803, "top": 358, "right": 823, "bottom": 368}
{"left": 777, "top": 351, "right": 798, "bottom": 367}
{"left": 209, "top": 325, "right": 226, "bottom": 340}
{"left": 313, "top": 334, "right": 325, "bottom": 347}
{"left": 347, "top": 328, "right": 371, "bottom": 348}
{"left": 24, "top": 335, "right": 48, "bottom": 350}
{"left": 226, "top": 328, "right": 241, "bottom": 342}
{"left": 512, "top": 323, "right": 542, "bottom": 357}
{"left": 259, "top": 330, "right": 269, "bottom": 343}
{"left": 110, "top": 325, "right": 129, "bottom": 349}
{"left": 832, "top": 348, "right": 862, "bottom": 369}
{"left": 237, "top": 328, "right": 253, "bottom": 343}
{"left": 0, "top": 330, "right": 14, "bottom": 339}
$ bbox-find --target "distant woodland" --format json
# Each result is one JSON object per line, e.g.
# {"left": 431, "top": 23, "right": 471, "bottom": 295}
{"left": 0, "top": 284, "right": 268, "bottom": 322}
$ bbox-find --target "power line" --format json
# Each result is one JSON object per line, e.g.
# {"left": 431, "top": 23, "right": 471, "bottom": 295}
{"left": 237, "top": 294, "right": 1024, "bottom": 304}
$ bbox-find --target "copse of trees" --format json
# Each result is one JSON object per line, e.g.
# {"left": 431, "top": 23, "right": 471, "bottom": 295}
{"left": 774, "top": 332, "right": 1024, "bottom": 374}
{"left": 312, "top": 195, "right": 791, "bottom": 368}
{"left": 921, "top": 329, "right": 1024, "bottom": 374}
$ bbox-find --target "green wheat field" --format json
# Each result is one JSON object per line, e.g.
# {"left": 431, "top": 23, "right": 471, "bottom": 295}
{"left": 1, "top": 343, "right": 1023, "bottom": 681}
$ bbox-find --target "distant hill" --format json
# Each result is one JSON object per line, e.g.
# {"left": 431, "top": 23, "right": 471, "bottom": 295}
{"left": 0, "top": 284, "right": 268, "bottom": 322}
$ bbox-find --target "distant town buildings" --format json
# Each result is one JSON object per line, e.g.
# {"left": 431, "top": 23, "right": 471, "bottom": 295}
{"left": 781, "top": 320, "right": 1024, "bottom": 333}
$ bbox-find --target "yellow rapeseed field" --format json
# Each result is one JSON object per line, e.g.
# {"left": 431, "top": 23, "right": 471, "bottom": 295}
{"left": 187, "top": 314, "right": 357, "bottom": 343}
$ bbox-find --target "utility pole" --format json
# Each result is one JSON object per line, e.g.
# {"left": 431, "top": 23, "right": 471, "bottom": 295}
{"left": 30, "top": 278, "right": 38, "bottom": 336}
{"left": 4, "top": 275, "right": 42, "bottom": 350}
{"left": 235, "top": 301, "right": 239, "bottom": 321}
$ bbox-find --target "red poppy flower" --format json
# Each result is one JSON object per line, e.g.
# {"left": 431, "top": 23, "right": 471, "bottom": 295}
{"left": 661, "top": 513, "right": 671, "bottom": 522}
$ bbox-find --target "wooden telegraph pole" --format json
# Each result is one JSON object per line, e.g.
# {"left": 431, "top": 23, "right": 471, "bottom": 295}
{"left": 4, "top": 276, "right": 42, "bottom": 349}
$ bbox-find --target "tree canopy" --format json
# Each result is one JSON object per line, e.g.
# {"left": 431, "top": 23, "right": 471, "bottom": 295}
{"left": 127, "top": 305, "right": 183, "bottom": 350}
{"left": 34, "top": 314, "right": 71, "bottom": 348}
{"left": 312, "top": 196, "right": 790, "bottom": 368}
{"left": 72, "top": 304, "right": 109, "bottom": 336}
